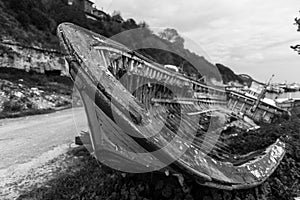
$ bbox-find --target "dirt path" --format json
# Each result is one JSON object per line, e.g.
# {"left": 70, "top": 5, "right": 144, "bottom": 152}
{"left": 0, "top": 107, "right": 88, "bottom": 199}
{"left": 0, "top": 107, "right": 87, "bottom": 169}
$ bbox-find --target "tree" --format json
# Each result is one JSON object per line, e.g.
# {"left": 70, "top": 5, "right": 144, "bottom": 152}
{"left": 111, "top": 10, "right": 123, "bottom": 23}
{"left": 122, "top": 18, "right": 138, "bottom": 30}
{"left": 291, "top": 11, "right": 300, "bottom": 54}
{"left": 158, "top": 28, "right": 185, "bottom": 49}
{"left": 30, "top": 8, "right": 52, "bottom": 31}
{"left": 48, "top": 2, "right": 88, "bottom": 29}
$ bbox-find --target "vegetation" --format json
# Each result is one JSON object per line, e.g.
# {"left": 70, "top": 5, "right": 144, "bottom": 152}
{"left": 15, "top": 112, "right": 300, "bottom": 200}
{"left": 215, "top": 63, "right": 244, "bottom": 84}
{"left": 0, "top": 0, "right": 242, "bottom": 84}
{"left": 291, "top": 11, "right": 300, "bottom": 54}
{"left": 0, "top": 68, "right": 73, "bottom": 118}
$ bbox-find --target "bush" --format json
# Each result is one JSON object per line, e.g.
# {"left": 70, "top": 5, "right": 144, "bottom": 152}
{"left": 16, "top": 11, "right": 31, "bottom": 27}
{"left": 30, "top": 8, "right": 52, "bottom": 31}
{"left": 48, "top": 2, "right": 88, "bottom": 28}
{"left": 2, "top": 98, "right": 24, "bottom": 112}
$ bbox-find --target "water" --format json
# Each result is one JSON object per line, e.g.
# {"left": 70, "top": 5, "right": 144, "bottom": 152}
{"left": 266, "top": 91, "right": 300, "bottom": 99}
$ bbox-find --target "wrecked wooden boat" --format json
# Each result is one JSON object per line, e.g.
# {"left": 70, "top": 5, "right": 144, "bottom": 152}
{"left": 226, "top": 82, "right": 289, "bottom": 123}
{"left": 57, "top": 23, "right": 285, "bottom": 191}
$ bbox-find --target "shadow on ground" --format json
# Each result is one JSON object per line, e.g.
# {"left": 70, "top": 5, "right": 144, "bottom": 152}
{"left": 16, "top": 113, "right": 300, "bottom": 200}
{"left": 16, "top": 146, "right": 196, "bottom": 200}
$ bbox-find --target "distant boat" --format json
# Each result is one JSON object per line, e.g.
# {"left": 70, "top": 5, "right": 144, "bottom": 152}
{"left": 57, "top": 23, "right": 285, "bottom": 190}
{"left": 281, "top": 83, "right": 300, "bottom": 92}
{"left": 266, "top": 85, "right": 284, "bottom": 94}
{"left": 164, "top": 64, "right": 179, "bottom": 73}
{"left": 275, "top": 97, "right": 300, "bottom": 111}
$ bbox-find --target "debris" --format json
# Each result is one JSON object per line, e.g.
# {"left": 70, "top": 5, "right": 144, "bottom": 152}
{"left": 0, "top": 77, "right": 72, "bottom": 118}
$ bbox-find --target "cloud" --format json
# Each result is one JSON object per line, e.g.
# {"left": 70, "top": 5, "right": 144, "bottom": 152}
{"left": 94, "top": 0, "right": 300, "bottom": 82}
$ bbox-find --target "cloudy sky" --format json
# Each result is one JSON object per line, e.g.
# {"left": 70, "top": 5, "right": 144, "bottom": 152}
{"left": 94, "top": 0, "right": 300, "bottom": 83}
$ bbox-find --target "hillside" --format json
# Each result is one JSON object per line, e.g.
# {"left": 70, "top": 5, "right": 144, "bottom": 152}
{"left": 0, "top": 0, "right": 59, "bottom": 49}
{"left": 215, "top": 63, "right": 244, "bottom": 85}
{"left": 0, "top": 0, "right": 243, "bottom": 84}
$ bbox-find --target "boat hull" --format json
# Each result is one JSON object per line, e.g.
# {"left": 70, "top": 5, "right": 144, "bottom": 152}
{"left": 57, "top": 23, "right": 286, "bottom": 190}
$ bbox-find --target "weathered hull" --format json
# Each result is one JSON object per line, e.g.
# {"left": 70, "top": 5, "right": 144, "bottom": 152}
{"left": 57, "top": 23, "right": 285, "bottom": 190}
{"left": 227, "top": 90, "right": 288, "bottom": 123}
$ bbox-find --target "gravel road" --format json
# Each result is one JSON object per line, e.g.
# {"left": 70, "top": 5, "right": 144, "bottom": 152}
{"left": 0, "top": 107, "right": 88, "bottom": 199}
{"left": 0, "top": 107, "right": 88, "bottom": 169}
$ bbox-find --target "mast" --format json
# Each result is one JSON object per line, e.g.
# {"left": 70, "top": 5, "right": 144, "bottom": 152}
{"left": 251, "top": 74, "right": 274, "bottom": 113}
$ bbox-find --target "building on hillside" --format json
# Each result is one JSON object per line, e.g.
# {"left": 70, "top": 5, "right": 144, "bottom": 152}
{"left": 92, "top": 8, "right": 108, "bottom": 19}
{"left": 67, "top": 0, "right": 93, "bottom": 14}
{"left": 84, "top": 0, "right": 94, "bottom": 14}
{"left": 67, "top": 0, "right": 108, "bottom": 20}
{"left": 67, "top": 0, "right": 83, "bottom": 8}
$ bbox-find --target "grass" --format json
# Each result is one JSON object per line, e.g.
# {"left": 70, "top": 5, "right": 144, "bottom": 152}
{"left": 15, "top": 112, "right": 300, "bottom": 200}
{"left": 0, "top": 67, "right": 73, "bottom": 89}
{"left": 16, "top": 147, "right": 189, "bottom": 200}
{"left": 0, "top": 105, "right": 72, "bottom": 119}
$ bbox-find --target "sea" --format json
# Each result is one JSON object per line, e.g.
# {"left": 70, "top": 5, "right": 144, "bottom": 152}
{"left": 266, "top": 91, "right": 300, "bottom": 100}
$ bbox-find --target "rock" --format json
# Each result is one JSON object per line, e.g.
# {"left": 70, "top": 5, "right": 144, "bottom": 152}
{"left": 161, "top": 184, "right": 172, "bottom": 198}
{"left": 184, "top": 194, "right": 194, "bottom": 200}
{"left": 155, "top": 180, "right": 164, "bottom": 191}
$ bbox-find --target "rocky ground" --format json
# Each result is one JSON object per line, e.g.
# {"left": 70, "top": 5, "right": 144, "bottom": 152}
{"left": 7, "top": 114, "right": 300, "bottom": 200}
{"left": 0, "top": 68, "right": 75, "bottom": 119}
{"left": 0, "top": 144, "right": 83, "bottom": 200}
{"left": 15, "top": 146, "right": 193, "bottom": 200}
